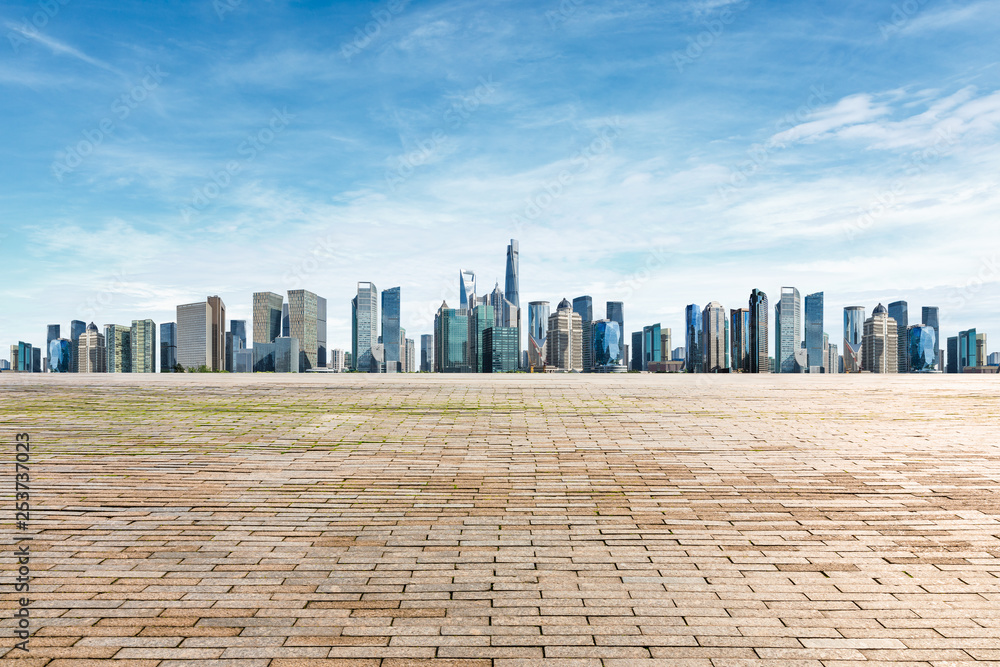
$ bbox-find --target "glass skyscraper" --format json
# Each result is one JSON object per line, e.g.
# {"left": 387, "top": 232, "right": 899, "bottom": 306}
{"left": 907, "top": 324, "right": 936, "bottom": 372}
{"left": 573, "top": 296, "right": 593, "bottom": 372}
{"left": 631, "top": 331, "right": 643, "bottom": 371}
{"left": 470, "top": 303, "right": 495, "bottom": 373}
{"left": 252, "top": 292, "right": 284, "bottom": 345}
{"left": 70, "top": 319, "right": 86, "bottom": 373}
{"left": 702, "top": 302, "right": 727, "bottom": 373}
{"left": 775, "top": 287, "right": 801, "bottom": 373}
{"left": 958, "top": 328, "right": 978, "bottom": 371}
{"left": 843, "top": 306, "right": 865, "bottom": 373}
{"left": 592, "top": 320, "right": 625, "bottom": 371}
{"left": 459, "top": 270, "right": 476, "bottom": 310}
{"left": 888, "top": 300, "right": 908, "bottom": 373}
{"left": 420, "top": 334, "right": 434, "bottom": 372}
{"left": 804, "top": 292, "right": 824, "bottom": 371}
{"left": 434, "top": 303, "right": 471, "bottom": 372}
{"left": 352, "top": 282, "right": 378, "bottom": 372}
{"left": 483, "top": 326, "right": 519, "bottom": 372}
{"left": 528, "top": 301, "right": 550, "bottom": 370}
{"left": 105, "top": 324, "right": 132, "bottom": 373}
{"left": 48, "top": 339, "right": 71, "bottom": 373}
{"left": 381, "top": 287, "right": 402, "bottom": 372}
{"left": 505, "top": 239, "right": 521, "bottom": 367}
{"left": 317, "top": 297, "right": 327, "bottom": 368}
{"left": 749, "top": 289, "right": 769, "bottom": 373}
{"left": 921, "top": 306, "right": 940, "bottom": 370}
{"left": 685, "top": 304, "right": 703, "bottom": 373}
{"left": 606, "top": 302, "right": 624, "bottom": 341}
{"left": 642, "top": 323, "right": 662, "bottom": 370}
{"left": 947, "top": 336, "right": 959, "bottom": 374}
{"left": 131, "top": 319, "right": 156, "bottom": 373}
{"left": 730, "top": 308, "right": 750, "bottom": 372}
{"left": 160, "top": 322, "right": 176, "bottom": 372}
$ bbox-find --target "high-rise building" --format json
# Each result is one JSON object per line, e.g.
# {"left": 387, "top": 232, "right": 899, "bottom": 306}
{"left": 352, "top": 282, "right": 378, "bottom": 372}
{"left": 405, "top": 338, "right": 416, "bottom": 373}
{"left": 843, "top": 306, "right": 865, "bottom": 373}
{"left": 775, "top": 287, "right": 801, "bottom": 373}
{"left": 234, "top": 348, "right": 253, "bottom": 373}
{"left": 253, "top": 343, "right": 276, "bottom": 372}
{"left": 921, "top": 306, "right": 941, "bottom": 370}
{"left": 606, "top": 302, "right": 624, "bottom": 341}
{"left": 77, "top": 323, "right": 106, "bottom": 373}
{"left": 804, "top": 292, "right": 824, "bottom": 372}
{"left": 131, "top": 319, "right": 156, "bottom": 373}
{"left": 288, "top": 289, "right": 319, "bottom": 372}
{"left": 330, "top": 349, "right": 346, "bottom": 373}
{"left": 46, "top": 325, "right": 62, "bottom": 372}
{"left": 381, "top": 287, "right": 402, "bottom": 373}
{"left": 631, "top": 331, "right": 643, "bottom": 371}
{"left": 31, "top": 346, "right": 40, "bottom": 372}
{"left": 888, "top": 301, "right": 909, "bottom": 373}
{"left": 702, "top": 302, "right": 727, "bottom": 373}
{"left": 505, "top": 240, "right": 521, "bottom": 367}
{"left": 434, "top": 302, "right": 471, "bottom": 372}
{"left": 825, "top": 339, "right": 840, "bottom": 374}
{"left": 730, "top": 308, "right": 750, "bottom": 372}
{"left": 281, "top": 303, "right": 290, "bottom": 338}
{"left": 420, "top": 334, "right": 434, "bottom": 372}
{"left": 470, "top": 303, "right": 495, "bottom": 373}
{"left": 70, "top": 319, "right": 86, "bottom": 373}
{"left": 226, "top": 320, "right": 247, "bottom": 372}
{"left": 160, "top": 322, "right": 177, "bottom": 372}
{"left": 592, "top": 320, "right": 626, "bottom": 372}
{"left": 274, "top": 336, "right": 299, "bottom": 373}
{"left": 862, "top": 304, "right": 898, "bottom": 373}
{"left": 947, "top": 336, "right": 959, "bottom": 374}
{"left": 958, "top": 328, "right": 978, "bottom": 371}
{"left": 317, "top": 297, "right": 327, "bottom": 368}
{"left": 749, "top": 289, "right": 769, "bottom": 373}
{"left": 176, "top": 297, "right": 226, "bottom": 371}
{"left": 546, "top": 299, "right": 583, "bottom": 372}
{"left": 483, "top": 327, "right": 519, "bottom": 372}
{"left": 573, "top": 296, "right": 594, "bottom": 372}
{"left": 976, "top": 333, "right": 987, "bottom": 368}
{"left": 685, "top": 304, "right": 703, "bottom": 373}
{"left": 105, "top": 324, "right": 132, "bottom": 373}
{"left": 988, "top": 352, "right": 1000, "bottom": 366}
{"left": 48, "top": 339, "right": 71, "bottom": 373}
{"left": 253, "top": 292, "right": 284, "bottom": 345}
{"left": 10, "top": 345, "right": 19, "bottom": 372}
{"left": 208, "top": 296, "right": 226, "bottom": 371}
{"left": 528, "top": 301, "right": 550, "bottom": 370}
{"left": 907, "top": 324, "right": 937, "bottom": 372}
{"left": 459, "top": 270, "right": 476, "bottom": 310}
{"left": 642, "top": 323, "right": 662, "bottom": 370}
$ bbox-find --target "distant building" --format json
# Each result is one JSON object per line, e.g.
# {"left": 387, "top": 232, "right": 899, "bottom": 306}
{"left": 505, "top": 240, "right": 521, "bottom": 367}
{"left": 775, "top": 287, "right": 801, "bottom": 373}
{"left": 672, "top": 347, "right": 685, "bottom": 362}
{"left": 947, "top": 336, "right": 959, "bottom": 374}
{"left": 254, "top": 343, "right": 276, "bottom": 372}
{"left": 825, "top": 339, "right": 840, "bottom": 375}
{"left": 988, "top": 352, "right": 1000, "bottom": 366}
{"left": 921, "top": 306, "right": 941, "bottom": 370}
{"left": 70, "top": 320, "right": 86, "bottom": 373}
{"left": 730, "top": 308, "right": 750, "bottom": 372}
{"left": 643, "top": 323, "right": 662, "bottom": 370}
{"left": 234, "top": 348, "right": 253, "bottom": 373}
{"left": 105, "top": 324, "right": 132, "bottom": 373}
{"left": 281, "top": 303, "right": 290, "bottom": 338}
{"left": 470, "top": 303, "right": 495, "bottom": 373}
{"left": 483, "top": 327, "right": 519, "bottom": 372}
{"left": 253, "top": 292, "right": 284, "bottom": 345}
{"left": 888, "top": 300, "right": 909, "bottom": 373}
{"left": 528, "top": 301, "right": 550, "bottom": 370}
{"left": 131, "top": 319, "right": 156, "bottom": 373}
{"left": 907, "top": 324, "right": 937, "bottom": 372}
{"left": 434, "top": 302, "right": 471, "bottom": 372}
{"left": 958, "top": 329, "right": 978, "bottom": 372}
{"left": 330, "top": 348, "right": 346, "bottom": 372}
{"left": 749, "top": 289, "right": 769, "bottom": 373}
{"left": 381, "top": 287, "right": 402, "bottom": 373}
{"left": 631, "top": 331, "right": 643, "bottom": 371}
{"left": 459, "top": 270, "right": 477, "bottom": 310}
{"left": 546, "top": 299, "right": 583, "bottom": 372}
{"left": 352, "top": 282, "right": 379, "bottom": 372}
{"left": 46, "top": 325, "right": 60, "bottom": 371}
{"left": 420, "top": 335, "right": 433, "bottom": 372}
{"left": 573, "top": 296, "right": 594, "bottom": 372}
{"left": 317, "top": 297, "right": 328, "bottom": 368}
{"left": 287, "top": 289, "right": 320, "bottom": 372}
{"left": 176, "top": 296, "right": 225, "bottom": 371}
{"left": 160, "top": 323, "right": 177, "bottom": 372}
{"left": 591, "top": 320, "right": 625, "bottom": 372}
{"left": 804, "top": 292, "right": 824, "bottom": 372}
{"left": 49, "top": 339, "right": 72, "bottom": 373}
{"left": 274, "top": 336, "right": 299, "bottom": 373}
{"left": 685, "top": 304, "right": 703, "bottom": 373}
{"left": 843, "top": 306, "right": 865, "bottom": 373}
{"left": 77, "top": 323, "right": 106, "bottom": 373}
{"left": 31, "top": 347, "right": 40, "bottom": 373}
{"left": 862, "top": 304, "right": 898, "bottom": 373}
{"left": 226, "top": 320, "right": 247, "bottom": 372}
{"left": 405, "top": 338, "right": 416, "bottom": 373}
{"left": 977, "top": 333, "right": 987, "bottom": 368}
{"left": 702, "top": 302, "right": 728, "bottom": 373}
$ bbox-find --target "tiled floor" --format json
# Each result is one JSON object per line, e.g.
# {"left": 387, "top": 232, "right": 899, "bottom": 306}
{"left": 2, "top": 373, "right": 1000, "bottom": 666}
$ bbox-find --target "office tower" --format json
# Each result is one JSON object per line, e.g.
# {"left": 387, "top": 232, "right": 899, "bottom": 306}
{"left": 843, "top": 306, "right": 865, "bottom": 373}
{"left": 131, "top": 319, "right": 156, "bottom": 373}
{"left": 230, "top": 320, "right": 246, "bottom": 354}
{"left": 287, "top": 289, "right": 319, "bottom": 372}
{"left": 160, "top": 323, "right": 177, "bottom": 372}
{"left": 234, "top": 348, "right": 253, "bottom": 373}
{"left": 105, "top": 325, "right": 131, "bottom": 373}
{"left": 672, "top": 347, "right": 685, "bottom": 361}
{"left": 661, "top": 329, "right": 672, "bottom": 364}
{"left": 405, "top": 338, "right": 416, "bottom": 373}
{"left": 483, "top": 327, "right": 519, "bottom": 372}
{"left": 77, "top": 323, "right": 106, "bottom": 373}
{"left": 226, "top": 319, "right": 247, "bottom": 372}
{"left": 505, "top": 240, "right": 521, "bottom": 366}
{"left": 749, "top": 289, "right": 769, "bottom": 373}
{"left": 947, "top": 336, "right": 959, "bottom": 373}
{"left": 592, "top": 320, "right": 625, "bottom": 372}
{"left": 9, "top": 345, "right": 18, "bottom": 371}
{"left": 459, "top": 270, "right": 476, "bottom": 310}
{"left": 977, "top": 333, "right": 987, "bottom": 368}
{"left": 253, "top": 343, "right": 276, "bottom": 372}
{"left": 921, "top": 306, "right": 941, "bottom": 370}
{"left": 888, "top": 301, "right": 909, "bottom": 373}
{"left": 434, "top": 302, "right": 471, "bottom": 372}
{"left": 643, "top": 323, "right": 662, "bottom": 370}
{"left": 70, "top": 319, "right": 86, "bottom": 372}
{"left": 573, "top": 296, "right": 594, "bottom": 372}
{"left": 702, "top": 302, "right": 727, "bottom": 372}
{"left": 775, "top": 287, "right": 801, "bottom": 373}
{"left": 316, "top": 297, "right": 327, "bottom": 367}
{"left": 420, "top": 334, "right": 434, "bottom": 372}
{"left": 685, "top": 304, "right": 703, "bottom": 373}
{"left": 47, "top": 325, "right": 60, "bottom": 351}
{"left": 546, "top": 299, "right": 583, "bottom": 372}
{"left": 330, "top": 349, "right": 346, "bottom": 373}
{"left": 281, "top": 303, "right": 290, "bottom": 338}
{"left": 988, "top": 352, "right": 1000, "bottom": 366}
{"left": 272, "top": 336, "right": 299, "bottom": 373}
{"left": 958, "top": 328, "right": 978, "bottom": 372}
{"left": 470, "top": 303, "right": 495, "bottom": 372}
{"left": 31, "top": 347, "right": 40, "bottom": 373}
{"left": 207, "top": 296, "right": 226, "bottom": 371}
{"left": 48, "top": 339, "right": 71, "bottom": 373}
{"left": 352, "top": 282, "right": 379, "bottom": 372}
{"left": 177, "top": 298, "right": 225, "bottom": 371}
{"left": 862, "top": 304, "right": 898, "bottom": 373}
{"left": 253, "top": 292, "right": 284, "bottom": 345}
{"left": 381, "top": 287, "right": 402, "bottom": 373}
{"left": 907, "top": 324, "right": 937, "bottom": 372}
{"left": 804, "top": 292, "right": 824, "bottom": 372}
{"left": 527, "top": 301, "right": 550, "bottom": 370}
{"left": 15, "top": 342, "right": 32, "bottom": 372}
{"left": 730, "top": 308, "right": 750, "bottom": 372}
{"left": 631, "top": 331, "right": 643, "bottom": 371}
{"left": 606, "top": 301, "right": 624, "bottom": 340}
{"left": 826, "top": 339, "right": 840, "bottom": 374}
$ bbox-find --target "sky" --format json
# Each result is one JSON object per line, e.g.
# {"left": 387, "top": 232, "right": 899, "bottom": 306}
{"left": 2, "top": 0, "right": 999, "bottom": 358}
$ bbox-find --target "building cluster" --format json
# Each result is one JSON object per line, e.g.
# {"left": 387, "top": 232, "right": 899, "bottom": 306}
{"left": 4, "top": 245, "right": 998, "bottom": 375}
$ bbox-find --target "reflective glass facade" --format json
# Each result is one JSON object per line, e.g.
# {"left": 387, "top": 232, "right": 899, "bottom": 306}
{"left": 749, "top": 289, "right": 769, "bottom": 373}
{"left": 459, "top": 270, "right": 476, "bottom": 310}
{"left": 527, "top": 301, "right": 549, "bottom": 369}
{"left": 49, "top": 339, "right": 71, "bottom": 373}
{"left": 573, "top": 296, "right": 593, "bottom": 372}
{"left": 352, "top": 282, "right": 378, "bottom": 372}
{"left": 631, "top": 331, "right": 643, "bottom": 371}
{"left": 471, "top": 303, "right": 496, "bottom": 373}
{"left": 804, "top": 292, "right": 824, "bottom": 371}
{"left": 922, "top": 306, "right": 940, "bottom": 370}
{"left": 606, "top": 302, "right": 624, "bottom": 340}
{"left": 776, "top": 287, "right": 801, "bottom": 373}
{"left": 685, "top": 304, "right": 703, "bottom": 373}
{"left": 274, "top": 336, "right": 299, "bottom": 373}
{"left": 381, "top": 287, "right": 402, "bottom": 371}
{"left": 253, "top": 343, "right": 276, "bottom": 372}
{"left": 643, "top": 323, "right": 662, "bottom": 369}
{"left": 252, "top": 292, "right": 283, "bottom": 345}
{"left": 908, "top": 324, "right": 936, "bottom": 372}
{"left": 483, "top": 326, "right": 519, "bottom": 372}
{"left": 702, "top": 302, "right": 727, "bottom": 373}
{"left": 947, "top": 336, "right": 959, "bottom": 374}
{"left": 593, "top": 320, "right": 624, "bottom": 370}
{"left": 160, "top": 322, "right": 177, "bottom": 372}
{"left": 959, "top": 328, "right": 977, "bottom": 371}
{"left": 888, "top": 300, "right": 908, "bottom": 373}
{"left": 730, "top": 308, "right": 750, "bottom": 372}
{"left": 434, "top": 305, "right": 471, "bottom": 372}
{"left": 843, "top": 306, "right": 865, "bottom": 372}
{"left": 420, "top": 334, "right": 434, "bottom": 372}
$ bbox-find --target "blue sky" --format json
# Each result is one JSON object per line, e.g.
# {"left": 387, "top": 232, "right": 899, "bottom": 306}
{"left": 2, "top": 0, "right": 999, "bottom": 356}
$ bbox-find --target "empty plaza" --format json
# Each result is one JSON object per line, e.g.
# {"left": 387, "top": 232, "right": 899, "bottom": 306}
{"left": 2, "top": 373, "right": 1000, "bottom": 666}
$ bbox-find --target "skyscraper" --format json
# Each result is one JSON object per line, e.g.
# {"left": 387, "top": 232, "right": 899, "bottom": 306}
{"left": 505, "top": 239, "right": 521, "bottom": 366}
{"left": 804, "top": 292, "right": 824, "bottom": 372}
{"left": 105, "top": 324, "right": 132, "bottom": 373}
{"left": 749, "top": 289, "right": 769, "bottom": 373}
{"left": 207, "top": 296, "right": 226, "bottom": 371}
{"left": 420, "top": 334, "right": 434, "bottom": 372}
{"left": 470, "top": 303, "right": 495, "bottom": 373}
{"left": 227, "top": 319, "right": 247, "bottom": 373}
{"left": 888, "top": 300, "right": 908, "bottom": 373}
{"left": 573, "top": 296, "right": 594, "bottom": 372}
{"left": 274, "top": 336, "right": 299, "bottom": 373}
{"left": 921, "top": 307, "right": 941, "bottom": 370}
{"left": 352, "top": 282, "right": 378, "bottom": 372}
{"left": 685, "top": 304, "right": 703, "bottom": 373}
{"left": 702, "top": 302, "right": 727, "bottom": 373}
{"left": 288, "top": 289, "right": 320, "bottom": 372}
{"left": 177, "top": 297, "right": 225, "bottom": 371}
{"left": 947, "top": 336, "right": 959, "bottom": 374}
{"left": 546, "top": 299, "right": 583, "bottom": 372}
{"left": 862, "top": 304, "right": 898, "bottom": 373}
{"left": 70, "top": 319, "right": 86, "bottom": 373}
{"left": 281, "top": 303, "right": 290, "bottom": 338}
{"left": 908, "top": 324, "right": 936, "bottom": 372}
{"left": 434, "top": 302, "right": 471, "bottom": 372}
{"left": 606, "top": 302, "right": 624, "bottom": 341}
{"left": 459, "top": 270, "right": 476, "bottom": 310}
{"left": 77, "top": 323, "right": 106, "bottom": 373}
{"left": 528, "top": 301, "right": 550, "bottom": 370}
{"left": 642, "top": 323, "right": 662, "bottom": 370}
{"left": 317, "top": 297, "right": 327, "bottom": 368}
{"left": 730, "top": 308, "right": 750, "bottom": 372}
{"left": 775, "top": 287, "right": 801, "bottom": 373}
{"left": 631, "top": 331, "right": 643, "bottom": 371}
{"left": 483, "top": 327, "right": 519, "bottom": 372}
{"left": 843, "top": 306, "right": 865, "bottom": 373}
{"left": 381, "top": 287, "right": 402, "bottom": 373}
{"left": 592, "top": 320, "right": 625, "bottom": 372}
{"left": 252, "top": 292, "right": 284, "bottom": 345}
{"left": 958, "top": 329, "right": 978, "bottom": 371}
{"left": 160, "top": 322, "right": 177, "bottom": 372}
{"left": 48, "top": 339, "right": 71, "bottom": 373}
{"left": 46, "top": 325, "right": 62, "bottom": 373}
{"left": 405, "top": 338, "right": 416, "bottom": 373}
{"left": 131, "top": 319, "right": 156, "bottom": 373}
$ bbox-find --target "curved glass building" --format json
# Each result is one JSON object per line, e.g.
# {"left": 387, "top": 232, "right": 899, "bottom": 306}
{"left": 908, "top": 324, "right": 937, "bottom": 372}
{"left": 528, "top": 301, "right": 550, "bottom": 370}
{"left": 592, "top": 320, "right": 625, "bottom": 371}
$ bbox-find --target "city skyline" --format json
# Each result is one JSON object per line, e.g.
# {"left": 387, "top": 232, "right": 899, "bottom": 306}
{"left": 1, "top": 1, "right": 999, "bottom": 354}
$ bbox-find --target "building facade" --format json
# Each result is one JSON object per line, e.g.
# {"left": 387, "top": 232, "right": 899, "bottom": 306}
{"left": 528, "top": 301, "right": 550, "bottom": 370}
{"left": 459, "top": 270, "right": 476, "bottom": 310}
{"left": 160, "top": 322, "right": 177, "bottom": 372}
{"left": 804, "top": 292, "right": 824, "bottom": 372}
{"left": 921, "top": 306, "right": 941, "bottom": 370}
{"left": 775, "top": 287, "right": 801, "bottom": 373}
{"left": 643, "top": 323, "right": 662, "bottom": 370}
{"left": 253, "top": 292, "right": 283, "bottom": 345}
{"left": 546, "top": 299, "right": 583, "bottom": 372}
{"left": 573, "top": 296, "right": 594, "bottom": 372}
{"left": 843, "top": 306, "right": 865, "bottom": 373}
{"left": 888, "top": 300, "right": 909, "bottom": 373}
{"left": 505, "top": 239, "right": 521, "bottom": 368}
{"left": 730, "top": 308, "right": 750, "bottom": 372}
{"left": 131, "top": 319, "right": 156, "bottom": 373}
{"left": 749, "top": 289, "right": 769, "bottom": 373}
{"left": 685, "top": 304, "right": 703, "bottom": 373}
{"left": 862, "top": 304, "right": 898, "bottom": 373}
{"left": 381, "top": 287, "right": 402, "bottom": 372}
{"left": 176, "top": 301, "right": 213, "bottom": 371}
{"left": 352, "top": 282, "right": 379, "bottom": 372}
{"left": 592, "top": 320, "right": 626, "bottom": 372}
{"left": 483, "top": 326, "right": 519, "bottom": 372}
{"left": 434, "top": 302, "right": 471, "bottom": 372}
{"left": 420, "top": 334, "right": 434, "bottom": 372}
{"left": 702, "top": 301, "right": 728, "bottom": 373}
{"left": 907, "top": 324, "right": 937, "bottom": 372}
{"left": 77, "top": 323, "right": 106, "bottom": 373}
{"left": 105, "top": 324, "right": 132, "bottom": 373}
{"left": 287, "top": 289, "right": 319, "bottom": 372}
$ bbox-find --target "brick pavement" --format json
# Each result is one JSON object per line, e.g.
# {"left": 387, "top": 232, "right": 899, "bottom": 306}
{"left": 2, "top": 373, "right": 1000, "bottom": 666}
